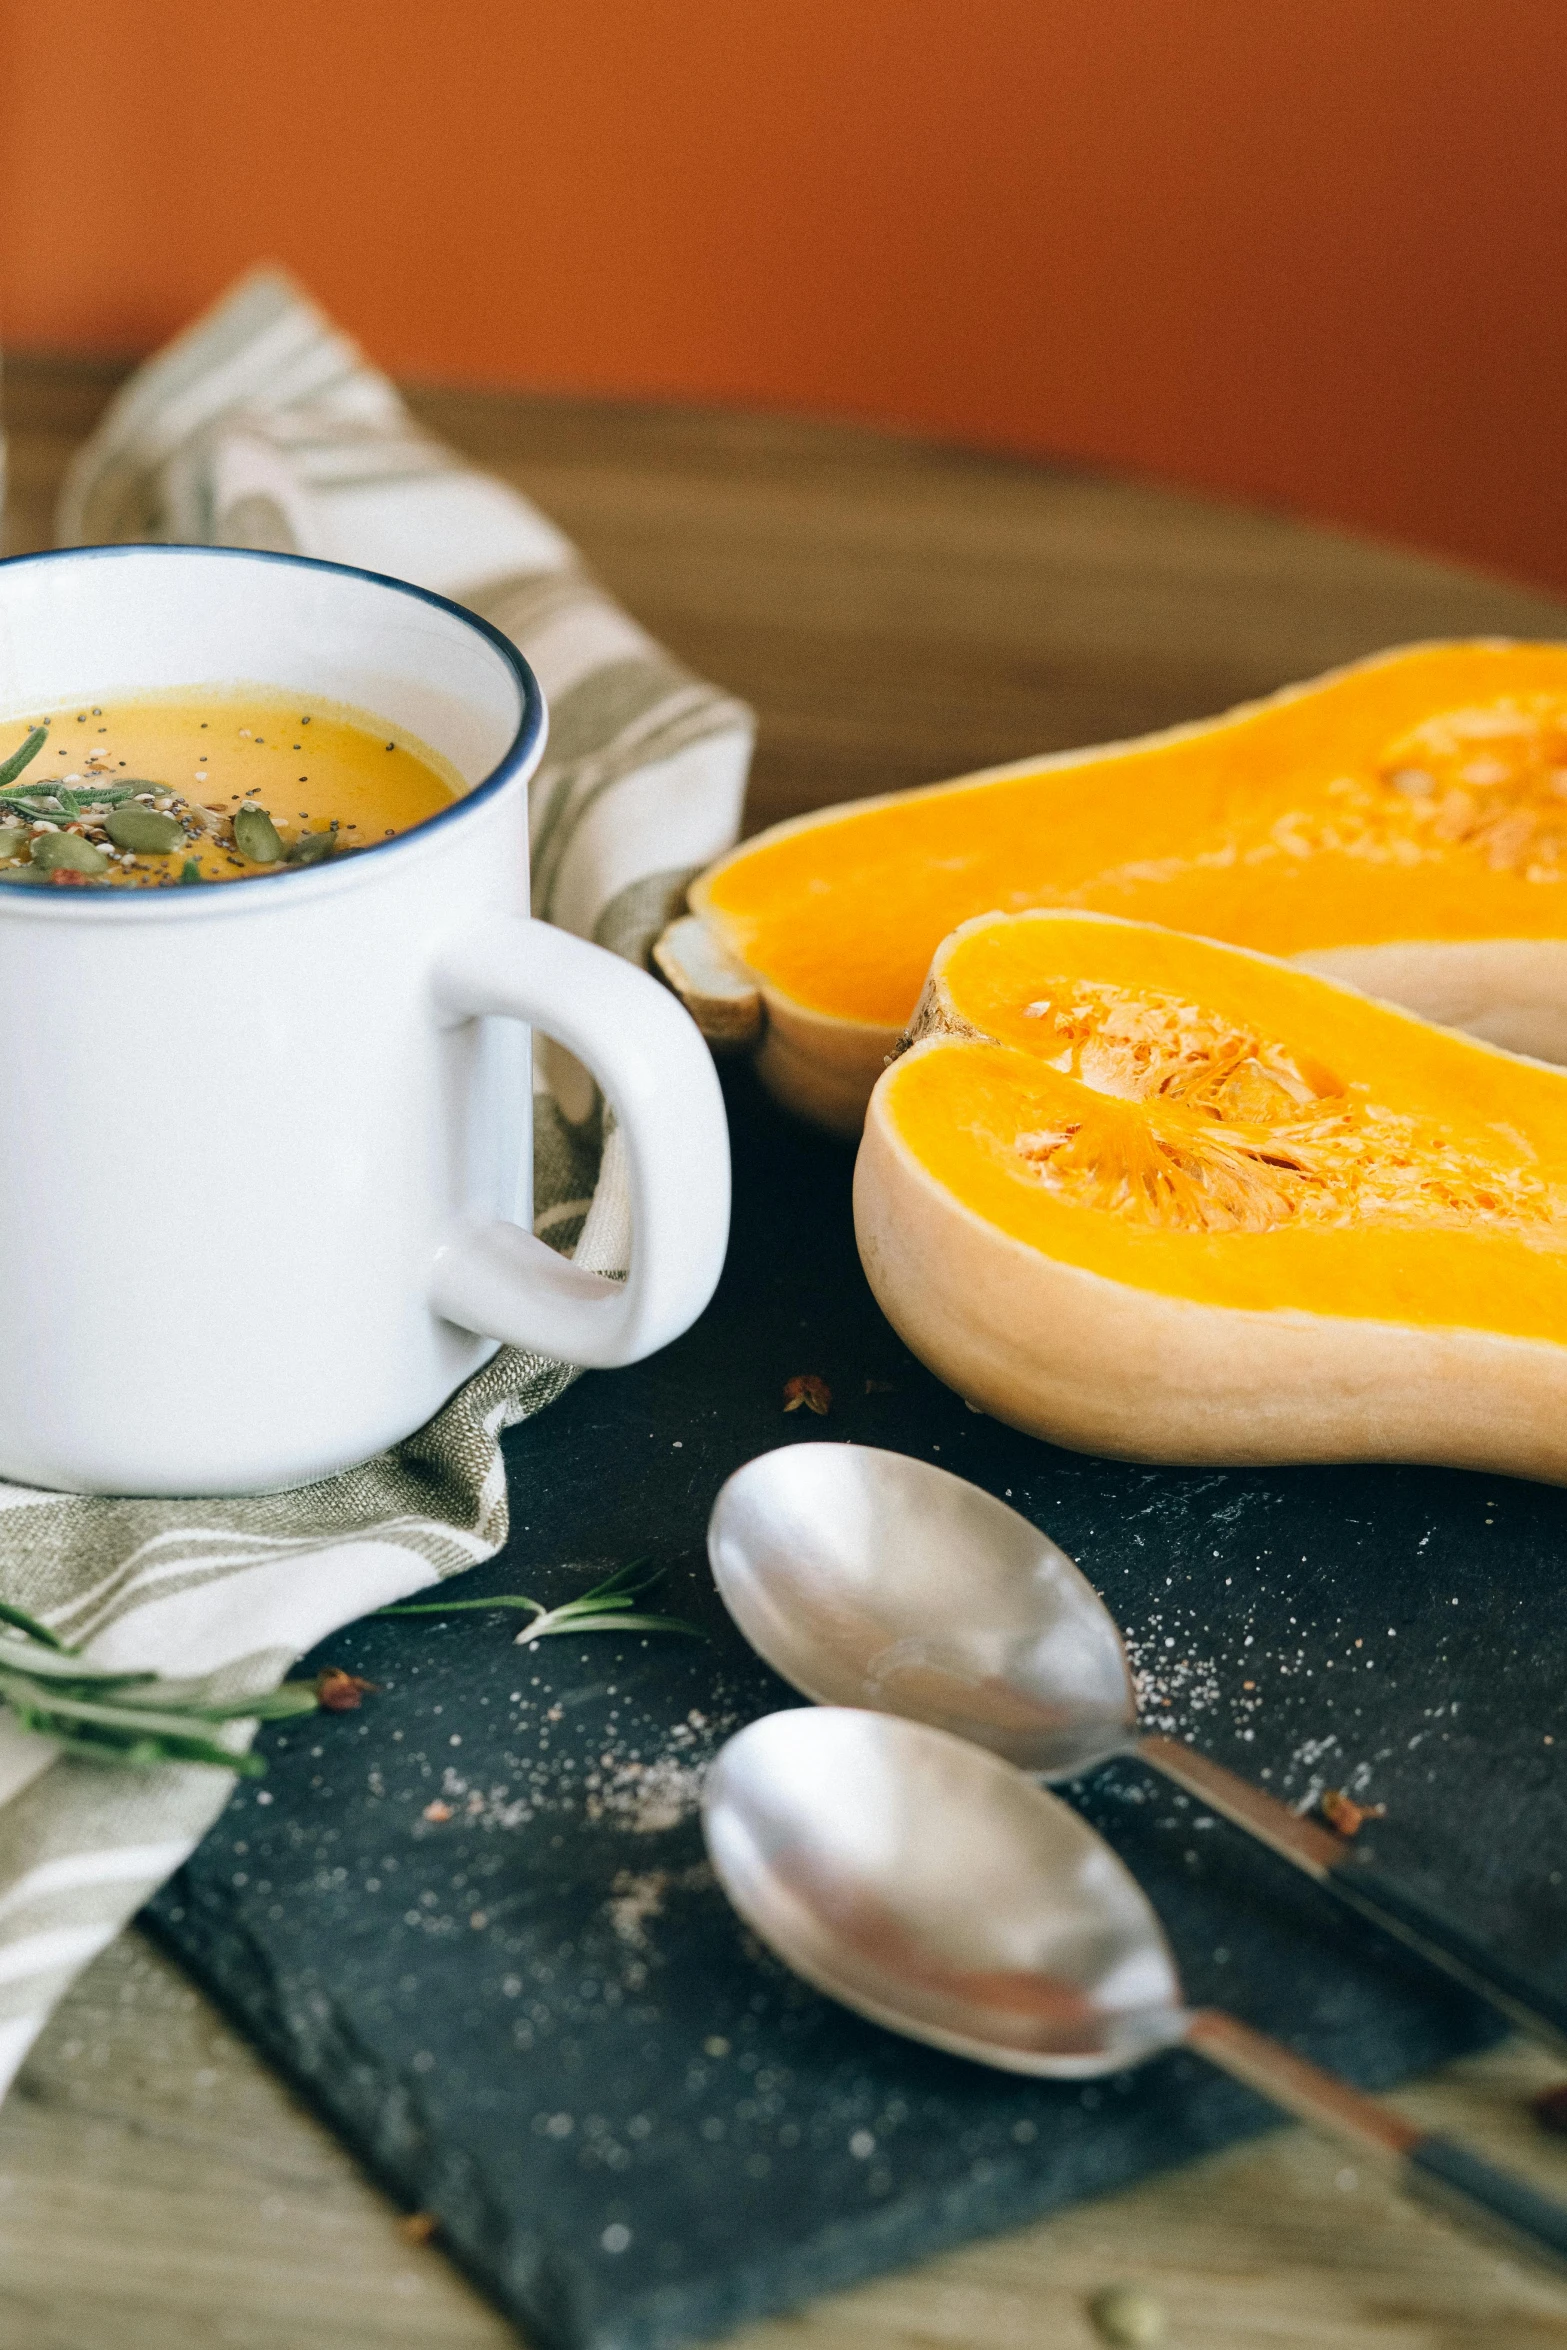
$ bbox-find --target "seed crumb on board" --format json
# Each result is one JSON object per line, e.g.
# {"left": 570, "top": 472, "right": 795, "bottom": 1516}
{"left": 316, "top": 1667, "right": 377, "bottom": 1711}
{"left": 1317, "top": 1787, "right": 1387, "bottom": 1838}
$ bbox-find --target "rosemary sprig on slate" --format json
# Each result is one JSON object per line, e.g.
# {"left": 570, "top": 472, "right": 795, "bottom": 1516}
{"left": 0, "top": 1597, "right": 320, "bottom": 1774}
{"left": 0, "top": 727, "right": 48, "bottom": 794}
{"left": 379, "top": 1557, "right": 704, "bottom": 1647}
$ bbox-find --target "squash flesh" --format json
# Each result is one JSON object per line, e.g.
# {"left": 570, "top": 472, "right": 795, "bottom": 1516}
{"left": 698, "top": 643, "right": 1567, "bottom": 1030}
{"left": 882, "top": 913, "right": 1567, "bottom": 1344}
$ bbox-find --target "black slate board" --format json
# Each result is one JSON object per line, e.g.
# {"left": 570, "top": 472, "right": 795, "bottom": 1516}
{"left": 149, "top": 1064, "right": 1567, "bottom": 2350}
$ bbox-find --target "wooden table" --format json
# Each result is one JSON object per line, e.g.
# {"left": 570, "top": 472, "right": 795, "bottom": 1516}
{"left": 4, "top": 355, "right": 1567, "bottom": 2350}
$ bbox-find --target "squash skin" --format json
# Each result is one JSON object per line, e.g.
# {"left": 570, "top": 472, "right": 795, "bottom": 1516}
{"left": 677, "top": 640, "right": 1567, "bottom": 1132}
{"left": 853, "top": 911, "right": 1567, "bottom": 1480}
{"left": 758, "top": 996, "right": 891, "bottom": 1138}
{"left": 1291, "top": 939, "right": 1567, "bottom": 1064}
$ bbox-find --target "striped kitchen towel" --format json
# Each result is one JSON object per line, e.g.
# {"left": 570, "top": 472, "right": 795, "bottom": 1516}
{"left": 0, "top": 268, "right": 752, "bottom": 2092}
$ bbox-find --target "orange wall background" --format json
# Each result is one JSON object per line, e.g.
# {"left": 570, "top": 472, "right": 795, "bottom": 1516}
{"left": 4, "top": 0, "right": 1567, "bottom": 590}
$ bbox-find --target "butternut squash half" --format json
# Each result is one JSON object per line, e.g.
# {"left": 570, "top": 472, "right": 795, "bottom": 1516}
{"left": 663, "top": 641, "right": 1567, "bottom": 1134}
{"left": 853, "top": 909, "right": 1567, "bottom": 1480}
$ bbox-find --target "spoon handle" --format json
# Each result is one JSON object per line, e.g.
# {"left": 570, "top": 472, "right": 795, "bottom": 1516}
{"left": 1139, "top": 1733, "right": 1567, "bottom": 2054}
{"left": 1187, "top": 2009, "right": 1567, "bottom": 2275}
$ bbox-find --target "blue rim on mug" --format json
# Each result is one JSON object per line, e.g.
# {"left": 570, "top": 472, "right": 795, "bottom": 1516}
{"left": 0, "top": 543, "right": 546, "bottom": 908}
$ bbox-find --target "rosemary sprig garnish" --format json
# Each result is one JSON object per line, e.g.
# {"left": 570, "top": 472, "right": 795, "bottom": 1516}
{"left": 0, "top": 780, "right": 150, "bottom": 822}
{"left": 0, "top": 1596, "right": 319, "bottom": 1774}
{"left": 379, "top": 1557, "right": 704, "bottom": 1646}
{"left": 0, "top": 727, "right": 47, "bottom": 794}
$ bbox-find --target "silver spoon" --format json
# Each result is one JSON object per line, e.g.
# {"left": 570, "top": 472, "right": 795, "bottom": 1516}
{"left": 704, "top": 1707, "right": 1567, "bottom": 2272}
{"left": 709, "top": 1443, "right": 1567, "bottom": 2053}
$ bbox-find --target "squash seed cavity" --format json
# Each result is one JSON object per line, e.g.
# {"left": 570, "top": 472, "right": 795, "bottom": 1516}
{"left": 1373, "top": 696, "right": 1567, "bottom": 879}
{"left": 1004, "top": 978, "right": 1558, "bottom": 1237}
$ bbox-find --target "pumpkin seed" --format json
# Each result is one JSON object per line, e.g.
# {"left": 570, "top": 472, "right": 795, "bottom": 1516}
{"left": 1088, "top": 2285, "right": 1166, "bottom": 2347}
{"left": 233, "top": 803, "right": 284, "bottom": 863}
{"left": 0, "top": 830, "right": 30, "bottom": 862}
{"left": 286, "top": 824, "right": 339, "bottom": 865}
{"left": 105, "top": 806, "right": 184, "bottom": 856}
{"left": 29, "top": 832, "right": 110, "bottom": 876}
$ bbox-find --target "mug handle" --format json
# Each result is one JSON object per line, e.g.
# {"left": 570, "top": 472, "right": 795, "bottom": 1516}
{"left": 429, "top": 915, "right": 731, "bottom": 1367}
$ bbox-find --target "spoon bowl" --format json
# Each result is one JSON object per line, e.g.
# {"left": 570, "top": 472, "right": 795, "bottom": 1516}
{"left": 705, "top": 1705, "right": 1182, "bottom": 2074}
{"left": 703, "top": 1707, "right": 1567, "bottom": 2274}
{"left": 709, "top": 1443, "right": 1134, "bottom": 1774}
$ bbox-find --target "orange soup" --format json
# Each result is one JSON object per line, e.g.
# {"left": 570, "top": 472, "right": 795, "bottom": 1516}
{"left": 0, "top": 690, "right": 462, "bottom": 886}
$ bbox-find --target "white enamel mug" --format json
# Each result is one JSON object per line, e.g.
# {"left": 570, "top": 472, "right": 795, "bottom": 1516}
{"left": 0, "top": 546, "right": 730, "bottom": 1495}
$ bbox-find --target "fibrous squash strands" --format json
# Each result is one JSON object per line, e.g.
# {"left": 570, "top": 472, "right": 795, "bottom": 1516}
{"left": 983, "top": 980, "right": 1561, "bottom": 1240}
{"left": 853, "top": 911, "right": 1567, "bottom": 1480}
